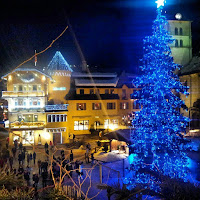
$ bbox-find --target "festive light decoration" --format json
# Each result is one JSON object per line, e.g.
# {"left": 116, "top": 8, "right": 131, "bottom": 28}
{"left": 125, "top": 0, "right": 190, "bottom": 190}
{"left": 156, "top": 0, "right": 165, "bottom": 8}
{"left": 48, "top": 51, "right": 73, "bottom": 72}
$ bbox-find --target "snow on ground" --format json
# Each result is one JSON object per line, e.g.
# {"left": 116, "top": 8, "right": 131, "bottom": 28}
{"left": 94, "top": 150, "right": 128, "bottom": 162}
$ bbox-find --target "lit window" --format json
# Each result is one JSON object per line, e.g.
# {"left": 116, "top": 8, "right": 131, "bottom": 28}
{"left": 74, "top": 120, "right": 89, "bottom": 130}
{"left": 122, "top": 89, "right": 127, "bottom": 99}
{"left": 120, "top": 102, "right": 129, "bottom": 109}
{"left": 34, "top": 115, "right": 38, "bottom": 122}
{"left": 28, "top": 85, "right": 32, "bottom": 91}
{"left": 14, "top": 85, "right": 17, "bottom": 92}
{"left": 38, "top": 85, "right": 41, "bottom": 91}
{"left": 77, "top": 103, "right": 86, "bottom": 110}
{"left": 24, "top": 85, "right": 27, "bottom": 92}
{"left": 92, "top": 103, "right": 101, "bottom": 110}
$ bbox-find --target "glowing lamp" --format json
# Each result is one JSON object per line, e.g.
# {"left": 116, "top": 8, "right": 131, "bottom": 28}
{"left": 109, "top": 124, "right": 118, "bottom": 131}
{"left": 42, "top": 76, "right": 46, "bottom": 81}
{"left": 8, "top": 75, "right": 12, "bottom": 81}
{"left": 155, "top": 0, "right": 165, "bottom": 8}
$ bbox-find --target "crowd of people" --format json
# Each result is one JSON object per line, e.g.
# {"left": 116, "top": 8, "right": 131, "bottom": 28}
{"left": 0, "top": 139, "right": 96, "bottom": 193}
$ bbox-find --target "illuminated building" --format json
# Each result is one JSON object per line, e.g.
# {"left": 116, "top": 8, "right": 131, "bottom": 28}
{"left": 1, "top": 51, "right": 139, "bottom": 145}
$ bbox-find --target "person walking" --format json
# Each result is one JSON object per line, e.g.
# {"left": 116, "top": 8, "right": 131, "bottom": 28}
{"left": 49, "top": 141, "right": 53, "bottom": 150}
{"left": 85, "top": 148, "right": 89, "bottom": 163}
{"left": 29, "top": 153, "right": 32, "bottom": 164}
{"left": 70, "top": 150, "right": 73, "bottom": 162}
{"left": 33, "top": 173, "right": 39, "bottom": 191}
{"left": 14, "top": 139, "right": 18, "bottom": 150}
{"left": 33, "top": 151, "right": 36, "bottom": 165}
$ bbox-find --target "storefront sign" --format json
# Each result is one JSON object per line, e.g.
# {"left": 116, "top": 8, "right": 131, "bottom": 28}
{"left": 45, "top": 104, "right": 68, "bottom": 111}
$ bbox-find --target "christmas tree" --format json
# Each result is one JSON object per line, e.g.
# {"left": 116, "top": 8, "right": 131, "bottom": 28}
{"left": 125, "top": 0, "right": 190, "bottom": 190}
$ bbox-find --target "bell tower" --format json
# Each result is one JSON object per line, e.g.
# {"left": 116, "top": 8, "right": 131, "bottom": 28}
{"left": 47, "top": 51, "right": 73, "bottom": 104}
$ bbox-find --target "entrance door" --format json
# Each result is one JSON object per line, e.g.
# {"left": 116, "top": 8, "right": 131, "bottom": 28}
{"left": 53, "top": 132, "right": 61, "bottom": 144}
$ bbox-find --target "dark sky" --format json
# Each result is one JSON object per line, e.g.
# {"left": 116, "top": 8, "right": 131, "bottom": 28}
{"left": 0, "top": 0, "right": 199, "bottom": 75}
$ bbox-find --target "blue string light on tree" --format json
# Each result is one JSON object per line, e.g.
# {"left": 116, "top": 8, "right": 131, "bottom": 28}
{"left": 124, "top": 0, "right": 190, "bottom": 191}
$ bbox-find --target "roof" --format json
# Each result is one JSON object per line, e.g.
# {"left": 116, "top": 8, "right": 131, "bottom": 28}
{"left": 105, "top": 129, "right": 132, "bottom": 144}
{"left": 1, "top": 64, "right": 52, "bottom": 80}
{"left": 179, "top": 56, "right": 200, "bottom": 75}
{"left": 48, "top": 51, "right": 73, "bottom": 72}
{"left": 65, "top": 93, "right": 119, "bottom": 100}
{"left": 72, "top": 72, "right": 117, "bottom": 78}
{"left": 74, "top": 77, "right": 119, "bottom": 87}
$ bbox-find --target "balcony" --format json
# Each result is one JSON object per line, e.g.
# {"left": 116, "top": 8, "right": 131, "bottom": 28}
{"left": 2, "top": 91, "right": 45, "bottom": 97}
{"left": 10, "top": 121, "right": 45, "bottom": 129}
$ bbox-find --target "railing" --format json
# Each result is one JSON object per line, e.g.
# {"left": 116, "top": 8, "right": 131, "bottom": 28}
{"left": 2, "top": 91, "right": 45, "bottom": 97}
{"left": 10, "top": 121, "right": 45, "bottom": 129}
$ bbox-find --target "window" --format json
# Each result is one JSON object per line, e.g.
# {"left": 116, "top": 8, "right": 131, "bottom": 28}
{"left": 104, "top": 119, "right": 118, "bottom": 129}
{"left": 95, "top": 89, "right": 99, "bottom": 94}
{"left": 28, "top": 85, "right": 32, "bottom": 91}
{"left": 105, "top": 89, "right": 109, "bottom": 94}
{"left": 180, "top": 40, "right": 183, "bottom": 47}
{"left": 18, "top": 85, "right": 23, "bottom": 91}
{"left": 175, "top": 39, "right": 178, "bottom": 47}
{"left": 18, "top": 99, "right": 23, "bottom": 106}
{"left": 14, "top": 85, "right": 17, "bottom": 92}
{"left": 80, "top": 89, "right": 84, "bottom": 95}
{"left": 90, "top": 89, "right": 94, "bottom": 94}
{"left": 38, "top": 85, "right": 41, "bottom": 91}
{"left": 92, "top": 103, "right": 101, "bottom": 110}
{"left": 33, "top": 85, "right": 37, "bottom": 91}
{"left": 122, "top": 89, "right": 127, "bottom": 99}
{"left": 34, "top": 115, "right": 38, "bottom": 122}
{"left": 175, "top": 27, "right": 178, "bottom": 35}
{"left": 133, "top": 102, "right": 140, "bottom": 109}
{"left": 77, "top": 103, "right": 86, "bottom": 110}
{"left": 110, "top": 89, "right": 114, "bottom": 94}
{"left": 23, "top": 85, "right": 27, "bottom": 92}
{"left": 74, "top": 120, "right": 89, "bottom": 130}
{"left": 18, "top": 115, "right": 22, "bottom": 121}
{"left": 120, "top": 102, "right": 129, "bottom": 109}
{"left": 107, "top": 102, "right": 116, "bottom": 110}
{"left": 47, "top": 114, "right": 67, "bottom": 123}
{"left": 29, "top": 98, "right": 41, "bottom": 107}
{"left": 180, "top": 28, "right": 183, "bottom": 35}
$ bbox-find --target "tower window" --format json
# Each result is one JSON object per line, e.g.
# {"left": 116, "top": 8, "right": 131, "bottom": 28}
{"left": 175, "top": 27, "right": 178, "bottom": 35}
{"left": 180, "top": 28, "right": 183, "bottom": 35}
{"left": 80, "top": 89, "right": 84, "bottom": 95}
{"left": 180, "top": 40, "right": 183, "bottom": 47}
{"left": 175, "top": 39, "right": 178, "bottom": 47}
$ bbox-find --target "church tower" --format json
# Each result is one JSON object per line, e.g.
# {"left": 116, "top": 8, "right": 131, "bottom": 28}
{"left": 47, "top": 51, "right": 73, "bottom": 104}
{"left": 167, "top": 13, "right": 192, "bottom": 66}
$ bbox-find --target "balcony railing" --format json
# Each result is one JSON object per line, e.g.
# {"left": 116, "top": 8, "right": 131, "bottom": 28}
{"left": 2, "top": 91, "right": 45, "bottom": 97}
{"left": 10, "top": 121, "right": 45, "bottom": 129}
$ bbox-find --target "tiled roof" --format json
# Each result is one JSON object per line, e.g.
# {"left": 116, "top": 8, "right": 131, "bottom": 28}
{"left": 65, "top": 93, "right": 119, "bottom": 100}
{"left": 179, "top": 56, "right": 200, "bottom": 75}
{"left": 74, "top": 77, "right": 119, "bottom": 87}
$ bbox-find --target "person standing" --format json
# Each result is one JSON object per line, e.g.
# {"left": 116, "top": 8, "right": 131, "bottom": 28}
{"left": 38, "top": 159, "right": 42, "bottom": 175}
{"left": 9, "top": 156, "right": 13, "bottom": 169}
{"left": 70, "top": 150, "right": 73, "bottom": 162}
{"left": 14, "top": 139, "right": 18, "bottom": 150}
{"left": 33, "top": 151, "right": 36, "bottom": 165}
{"left": 12, "top": 147, "right": 16, "bottom": 159}
{"left": 45, "top": 142, "right": 48, "bottom": 152}
{"left": 49, "top": 141, "right": 53, "bottom": 150}
{"left": 27, "top": 153, "right": 30, "bottom": 165}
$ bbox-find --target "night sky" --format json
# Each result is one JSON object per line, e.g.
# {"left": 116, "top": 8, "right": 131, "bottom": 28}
{"left": 0, "top": 0, "right": 199, "bottom": 75}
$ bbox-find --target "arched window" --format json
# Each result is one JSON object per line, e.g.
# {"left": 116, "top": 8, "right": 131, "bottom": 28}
{"left": 180, "top": 40, "right": 183, "bottom": 47}
{"left": 175, "top": 39, "right": 178, "bottom": 47}
{"left": 180, "top": 28, "right": 183, "bottom": 35}
{"left": 175, "top": 27, "right": 178, "bottom": 35}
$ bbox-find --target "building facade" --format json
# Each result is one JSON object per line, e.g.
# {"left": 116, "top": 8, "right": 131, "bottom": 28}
{"left": 2, "top": 51, "right": 139, "bottom": 145}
